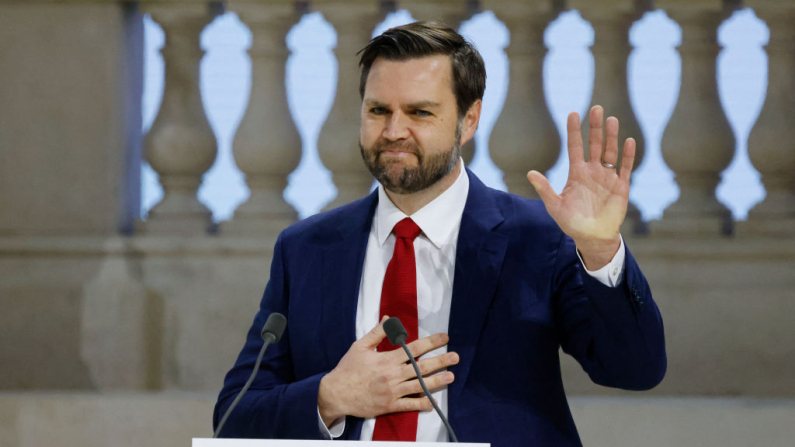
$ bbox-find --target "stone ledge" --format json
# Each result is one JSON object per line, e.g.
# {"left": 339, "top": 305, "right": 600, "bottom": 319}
{"left": 1, "top": 234, "right": 794, "bottom": 259}
{"left": 0, "top": 236, "right": 275, "bottom": 257}
{"left": 1, "top": 393, "right": 794, "bottom": 447}
{"left": 570, "top": 396, "right": 795, "bottom": 447}
{"left": 0, "top": 0, "right": 217, "bottom": 4}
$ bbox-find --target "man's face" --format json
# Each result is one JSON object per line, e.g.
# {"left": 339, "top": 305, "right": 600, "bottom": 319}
{"left": 360, "top": 55, "right": 462, "bottom": 195}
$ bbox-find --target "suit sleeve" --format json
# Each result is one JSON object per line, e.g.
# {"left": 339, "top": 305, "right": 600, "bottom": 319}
{"left": 213, "top": 233, "right": 328, "bottom": 439}
{"left": 553, "top": 234, "right": 667, "bottom": 390}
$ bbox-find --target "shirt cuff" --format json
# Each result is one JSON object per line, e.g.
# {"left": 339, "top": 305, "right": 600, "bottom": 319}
{"left": 317, "top": 407, "right": 345, "bottom": 439}
{"left": 576, "top": 235, "right": 625, "bottom": 287}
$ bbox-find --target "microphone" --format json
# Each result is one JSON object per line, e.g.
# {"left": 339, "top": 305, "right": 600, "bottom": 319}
{"left": 383, "top": 317, "right": 459, "bottom": 443}
{"left": 214, "top": 312, "right": 287, "bottom": 438}
{"left": 261, "top": 312, "right": 287, "bottom": 344}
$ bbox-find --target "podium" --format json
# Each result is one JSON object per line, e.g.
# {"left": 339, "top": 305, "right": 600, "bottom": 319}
{"left": 194, "top": 439, "right": 489, "bottom": 446}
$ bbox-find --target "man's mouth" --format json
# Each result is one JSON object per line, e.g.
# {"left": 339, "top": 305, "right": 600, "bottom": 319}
{"left": 376, "top": 144, "right": 419, "bottom": 157}
{"left": 380, "top": 150, "right": 416, "bottom": 157}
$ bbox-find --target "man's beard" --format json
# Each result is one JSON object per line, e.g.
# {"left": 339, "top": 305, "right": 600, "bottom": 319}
{"left": 360, "top": 121, "right": 462, "bottom": 195}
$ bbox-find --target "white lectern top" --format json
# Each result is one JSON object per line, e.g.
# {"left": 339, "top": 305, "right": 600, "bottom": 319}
{"left": 194, "top": 439, "right": 489, "bottom": 447}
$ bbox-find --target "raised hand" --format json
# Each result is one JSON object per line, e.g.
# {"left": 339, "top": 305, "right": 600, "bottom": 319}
{"left": 527, "top": 106, "right": 636, "bottom": 270}
{"left": 317, "top": 316, "right": 459, "bottom": 427}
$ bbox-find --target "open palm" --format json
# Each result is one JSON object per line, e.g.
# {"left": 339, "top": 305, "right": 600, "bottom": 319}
{"left": 527, "top": 106, "right": 636, "bottom": 269}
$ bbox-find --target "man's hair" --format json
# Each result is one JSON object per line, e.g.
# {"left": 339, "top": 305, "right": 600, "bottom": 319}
{"left": 357, "top": 21, "right": 486, "bottom": 119}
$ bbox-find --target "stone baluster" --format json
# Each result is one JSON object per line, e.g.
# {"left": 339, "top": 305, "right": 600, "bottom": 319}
{"left": 221, "top": 0, "right": 301, "bottom": 238}
{"left": 399, "top": 0, "right": 470, "bottom": 27}
{"left": 400, "top": 0, "right": 477, "bottom": 164}
{"left": 315, "top": 0, "right": 384, "bottom": 210}
{"left": 138, "top": 3, "right": 218, "bottom": 234}
{"left": 485, "top": 0, "right": 560, "bottom": 198}
{"left": 738, "top": 2, "right": 795, "bottom": 236}
{"left": 650, "top": 1, "right": 735, "bottom": 236}
{"left": 574, "top": 0, "right": 648, "bottom": 234}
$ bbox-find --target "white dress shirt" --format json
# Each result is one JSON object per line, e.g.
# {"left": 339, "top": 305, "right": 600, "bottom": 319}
{"left": 321, "top": 160, "right": 625, "bottom": 441}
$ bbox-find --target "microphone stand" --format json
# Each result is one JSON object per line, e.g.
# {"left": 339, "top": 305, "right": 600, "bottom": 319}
{"left": 384, "top": 317, "right": 459, "bottom": 443}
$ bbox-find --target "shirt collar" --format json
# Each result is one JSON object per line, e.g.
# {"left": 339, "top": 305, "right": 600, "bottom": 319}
{"left": 375, "top": 158, "right": 469, "bottom": 249}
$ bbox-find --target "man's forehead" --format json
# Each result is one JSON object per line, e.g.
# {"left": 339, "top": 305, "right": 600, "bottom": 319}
{"left": 364, "top": 55, "right": 454, "bottom": 101}
{"left": 372, "top": 53, "right": 450, "bottom": 69}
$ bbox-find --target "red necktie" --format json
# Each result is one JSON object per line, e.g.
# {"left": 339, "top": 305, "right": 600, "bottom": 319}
{"left": 372, "top": 217, "right": 422, "bottom": 442}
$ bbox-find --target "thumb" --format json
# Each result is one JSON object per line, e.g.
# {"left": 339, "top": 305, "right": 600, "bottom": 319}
{"left": 527, "top": 170, "right": 560, "bottom": 211}
{"left": 359, "top": 315, "right": 389, "bottom": 349}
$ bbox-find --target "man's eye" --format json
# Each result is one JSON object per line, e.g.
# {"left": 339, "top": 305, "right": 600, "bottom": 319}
{"left": 371, "top": 107, "right": 386, "bottom": 115}
{"left": 414, "top": 110, "right": 432, "bottom": 117}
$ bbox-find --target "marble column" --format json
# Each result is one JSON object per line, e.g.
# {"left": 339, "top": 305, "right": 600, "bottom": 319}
{"left": 486, "top": 0, "right": 560, "bottom": 199}
{"left": 401, "top": 0, "right": 476, "bottom": 163}
{"left": 222, "top": 0, "right": 301, "bottom": 239}
{"left": 738, "top": 3, "right": 795, "bottom": 236}
{"left": 138, "top": 3, "right": 218, "bottom": 235}
{"left": 575, "top": 1, "right": 648, "bottom": 234}
{"left": 650, "top": 2, "right": 735, "bottom": 236}
{"left": 315, "top": 0, "right": 383, "bottom": 210}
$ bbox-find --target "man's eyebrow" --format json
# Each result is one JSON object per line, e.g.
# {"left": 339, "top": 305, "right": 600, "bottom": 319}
{"left": 407, "top": 101, "right": 441, "bottom": 109}
{"left": 362, "top": 99, "right": 442, "bottom": 109}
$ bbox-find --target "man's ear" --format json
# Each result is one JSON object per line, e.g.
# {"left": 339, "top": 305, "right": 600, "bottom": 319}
{"left": 459, "top": 100, "right": 482, "bottom": 146}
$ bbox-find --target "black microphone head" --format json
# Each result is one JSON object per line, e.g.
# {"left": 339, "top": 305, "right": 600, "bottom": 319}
{"left": 261, "top": 312, "right": 287, "bottom": 343}
{"left": 383, "top": 317, "right": 408, "bottom": 346}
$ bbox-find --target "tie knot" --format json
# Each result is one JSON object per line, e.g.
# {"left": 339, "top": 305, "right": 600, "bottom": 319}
{"left": 393, "top": 218, "right": 421, "bottom": 241}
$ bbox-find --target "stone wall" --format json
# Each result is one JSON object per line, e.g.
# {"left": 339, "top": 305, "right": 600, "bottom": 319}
{"left": 2, "top": 235, "right": 794, "bottom": 397}
{"left": 0, "top": 1, "right": 142, "bottom": 236}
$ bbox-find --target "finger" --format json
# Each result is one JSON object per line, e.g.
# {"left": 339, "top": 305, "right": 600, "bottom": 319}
{"left": 397, "top": 371, "right": 455, "bottom": 397}
{"left": 619, "top": 137, "right": 636, "bottom": 183}
{"left": 566, "top": 112, "right": 585, "bottom": 164}
{"left": 391, "top": 333, "right": 449, "bottom": 363}
{"left": 527, "top": 171, "right": 561, "bottom": 212}
{"left": 401, "top": 351, "right": 459, "bottom": 381}
{"left": 389, "top": 396, "right": 434, "bottom": 414}
{"left": 588, "top": 105, "right": 604, "bottom": 164}
{"left": 359, "top": 316, "right": 389, "bottom": 349}
{"left": 603, "top": 116, "right": 620, "bottom": 168}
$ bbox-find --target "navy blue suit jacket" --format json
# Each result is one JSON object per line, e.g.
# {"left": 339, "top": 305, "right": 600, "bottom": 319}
{"left": 214, "top": 170, "right": 666, "bottom": 446}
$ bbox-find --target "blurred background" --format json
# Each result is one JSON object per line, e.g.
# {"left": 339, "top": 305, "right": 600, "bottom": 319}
{"left": 1, "top": 0, "right": 794, "bottom": 446}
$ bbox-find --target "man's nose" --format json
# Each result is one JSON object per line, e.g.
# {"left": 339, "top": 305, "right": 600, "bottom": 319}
{"left": 383, "top": 111, "right": 410, "bottom": 141}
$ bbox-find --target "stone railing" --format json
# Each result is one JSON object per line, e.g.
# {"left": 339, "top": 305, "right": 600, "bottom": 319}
{"left": 1, "top": 0, "right": 794, "bottom": 402}
{"left": 132, "top": 0, "right": 795, "bottom": 241}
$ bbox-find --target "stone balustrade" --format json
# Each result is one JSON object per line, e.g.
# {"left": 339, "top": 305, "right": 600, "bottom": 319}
{"left": 115, "top": 0, "right": 795, "bottom": 241}
{"left": 116, "top": 0, "right": 795, "bottom": 241}
{"left": 1, "top": 0, "right": 794, "bottom": 409}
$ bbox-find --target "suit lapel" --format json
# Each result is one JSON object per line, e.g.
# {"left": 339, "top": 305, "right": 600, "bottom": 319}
{"left": 321, "top": 192, "right": 379, "bottom": 368}
{"left": 447, "top": 171, "right": 508, "bottom": 411}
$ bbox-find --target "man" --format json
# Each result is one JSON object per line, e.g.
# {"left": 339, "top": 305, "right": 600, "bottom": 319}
{"left": 214, "top": 21, "right": 666, "bottom": 446}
